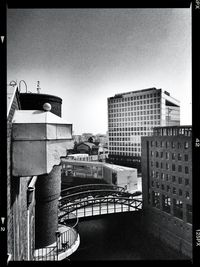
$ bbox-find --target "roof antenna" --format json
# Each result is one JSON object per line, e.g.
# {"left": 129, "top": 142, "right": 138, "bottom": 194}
{"left": 37, "top": 81, "right": 41, "bottom": 94}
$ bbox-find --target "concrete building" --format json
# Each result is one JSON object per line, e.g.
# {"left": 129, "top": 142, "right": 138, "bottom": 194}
{"left": 61, "top": 160, "right": 138, "bottom": 193}
{"left": 141, "top": 125, "right": 192, "bottom": 258}
{"left": 7, "top": 85, "right": 79, "bottom": 261}
{"left": 107, "top": 87, "right": 180, "bottom": 171}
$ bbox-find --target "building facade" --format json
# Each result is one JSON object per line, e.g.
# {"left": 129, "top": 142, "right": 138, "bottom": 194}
{"left": 141, "top": 125, "right": 192, "bottom": 258}
{"left": 61, "top": 159, "right": 138, "bottom": 193}
{"left": 107, "top": 87, "right": 180, "bottom": 171}
{"left": 7, "top": 86, "right": 77, "bottom": 261}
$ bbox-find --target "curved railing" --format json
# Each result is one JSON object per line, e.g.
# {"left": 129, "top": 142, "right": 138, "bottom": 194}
{"left": 57, "top": 212, "right": 79, "bottom": 255}
{"left": 59, "top": 196, "right": 142, "bottom": 219}
{"left": 34, "top": 212, "right": 79, "bottom": 261}
{"left": 61, "top": 183, "right": 126, "bottom": 197}
{"left": 59, "top": 189, "right": 135, "bottom": 206}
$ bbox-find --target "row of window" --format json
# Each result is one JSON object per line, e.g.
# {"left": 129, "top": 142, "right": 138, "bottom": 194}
{"left": 108, "top": 103, "right": 161, "bottom": 112}
{"left": 110, "top": 147, "right": 141, "bottom": 152}
{"left": 109, "top": 109, "right": 160, "bottom": 117}
{"left": 151, "top": 172, "right": 190, "bottom": 184}
{"left": 110, "top": 142, "right": 141, "bottom": 146}
{"left": 109, "top": 151, "right": 141, "bottom": 156}
{"left": 108, "top": 115, "right": 161, "bottom": 122}
{"left": 151, "top": 192, "right": 192, "bottom": 223}
{"left": 109, "top": 122, "right": 160, "bottom": 128}
{"left": 151, "top": 140, "right": 189, "bottom": 149}
{"left": 151, "top": 164, "right": 189, "bottom": 175}
{"left": 151, "top": 183, "right": 190, "bottom": 198}
{"left": 151, "top": 149, "right": 189, "bottom": 161}
{"left": 108, "top": 92, "right": 160, "bottom": 104}
{"left": 153, "top": 161, "right": 189, "bottom": 171}
{"left": 151, "top": 155, "right": 189, "bottom": 165}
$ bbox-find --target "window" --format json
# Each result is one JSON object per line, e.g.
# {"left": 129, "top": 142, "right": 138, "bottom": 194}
{"left": 185, "top": 166, "right": 189, "bottom": 174}
{"left": 178, "top": 165, "right": 182, "bottom": 172}
{"left": 172, "top": 164, "right": 176, "bottom": 171}
{"left": 162, "top": 195, "right": 171, "bottom": 213}
{"left": 166, "top": 152, "right": 169, "bottom": 160}
{"left": 184, "top": 142, "right": 189, "bottom": 149}
{"left": 172, "top": 176, "right": 176, "bottom": 183}
{"left": 178, "top": 177, "right": 183, "bottom": 184}
{"left": 185, "top": 178, "right": 189, "bottom": 186}
{"left": 179, "top": 189, "right": 183, "bottom": 196}
{"left": 185, "top": 191, "right": 190, "bottom": 199}
{"left": 184, "top": 154, "right": 189, "bottom": 161}
{"left": 172, "top": 153, "right": 176, "bottom": 160}
{"left": 186, "top": 204, "right": 192, "bottom": 224}
{"left": 161, "top": 173, "right": 165, "bottom": 180}
{"left": 178, "top": 153, "right": 182, "bottom": 161}
{"left": 173, "top": 199, "right": 183, "bottom": 219}
{"left": 152, "top": 191, "right": 160, "bottom": 208}
{"left": 156, "top": 162, "right": 159, "bottom": 168}
{"left": 173, "top": 187, "right": 176, "bottom": 194}
{"left": 167, "top": 185, "right": 170, "bottom": 192}
{"left": 166, "top": 163, "right": 169, "bottom": 170}
{"left": 171, "top": 141, "right": 175, "bottom": 148}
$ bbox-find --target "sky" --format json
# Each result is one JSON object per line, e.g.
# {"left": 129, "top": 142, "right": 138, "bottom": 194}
{"left": 7, "top": 8, "right": 192, "bottom": 135}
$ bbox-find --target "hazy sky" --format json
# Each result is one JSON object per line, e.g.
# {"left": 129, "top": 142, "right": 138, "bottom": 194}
{"left": 7, "top": 8, "right": 191, "bottom": 135}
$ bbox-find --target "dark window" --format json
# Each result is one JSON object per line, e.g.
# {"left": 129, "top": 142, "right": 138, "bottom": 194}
{"left": 185, "top": 166, "right": 189, "bottom": 174}
{"left": 186, "top": 204, "right": 192, "bottom": 224}
{"left": 178, "top": 177, "right": 183, "bottom": 184}
{"left": 185, "top": 178, "right": 189, "bottom": 186}
{"left": 173, "top": 187, "right": 176, "bottom": 194}
{"left": 179, "top": 189, "right": 183, "bottom": 196}
{"left": 156, "top": 162, "right": 159, "bottom": 168}
{"left": 178, "top": 165, "right": 182, "bottom": 172}
{"left": 112, "top": 173, "right": 117, "bottom": 185}
{"left": 173, "top": 199, "right": 183, "bottom": 219}
{"left": 172, "top": 176, "right": 176, "bottom": 183}
{"left": 172, "top": 164, "right": 176, "bottom": 171}
{"left": 184, "top": 154, "right": 189, "bottom": 161}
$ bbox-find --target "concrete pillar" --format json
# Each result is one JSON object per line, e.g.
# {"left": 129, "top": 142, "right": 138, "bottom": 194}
{"left": 35, "top": 165, "right": 61, "bottom": 249}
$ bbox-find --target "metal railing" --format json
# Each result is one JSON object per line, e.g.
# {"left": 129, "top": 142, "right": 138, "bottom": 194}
{"left": 33, "top": 212, "right": 79, "bottom": 261}
{"left": 61, "top": 183, "right": 126, "bottom": 197}
{"left": 59, "top": 196, "right": 142, "bottom": 219}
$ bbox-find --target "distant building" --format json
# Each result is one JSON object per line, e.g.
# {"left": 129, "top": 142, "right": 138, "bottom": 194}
{"left": 61, "top": 159, "right": 138, "bottom": 193}
{"left": 75, "top": 142, "right": 99, "bottom": 155}
{"left": 107, "top": 87, "right": 180, "bottom": 171}
{"left": 141, "top": 125, "right": 192, "bottom": 258}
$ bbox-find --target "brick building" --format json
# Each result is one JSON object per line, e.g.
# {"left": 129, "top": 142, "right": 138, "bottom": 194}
{"left": 141, "top": 125, "right": 192, "bottom": 258}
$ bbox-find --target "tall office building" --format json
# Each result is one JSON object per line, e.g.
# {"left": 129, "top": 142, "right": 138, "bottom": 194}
{"left": 107, "top": 88, "right": 180, "bottom": 170}
{"left": 141, "top": 125, "right": 192, "bottom": 258}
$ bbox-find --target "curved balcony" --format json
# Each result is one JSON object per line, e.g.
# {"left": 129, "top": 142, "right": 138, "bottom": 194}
{"left": 33, "top": 212, "right": 80, "bottom": 261}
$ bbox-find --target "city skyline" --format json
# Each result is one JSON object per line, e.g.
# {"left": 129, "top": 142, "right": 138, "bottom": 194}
{"left": 7, "top": 8, "right": 191, "bottom": 135}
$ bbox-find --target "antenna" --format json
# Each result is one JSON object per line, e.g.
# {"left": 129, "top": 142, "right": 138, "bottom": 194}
{"left": 37, "top": 81, "right": 41, "bottom": 94}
